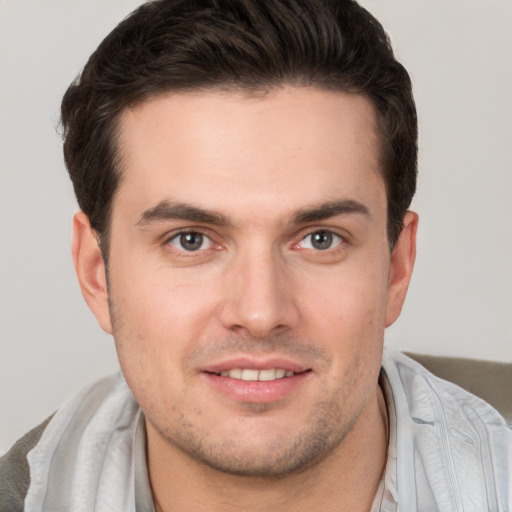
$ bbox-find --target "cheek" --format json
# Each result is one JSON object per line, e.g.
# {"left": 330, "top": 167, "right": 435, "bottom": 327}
{"left": 107, "top": 262, "right": 226, "bottom": 402}
{"left": 296, "top": 256, "right": 389, "bottom": 393}
{"left": 107, "top": 276, "right": 191, "bottom": 419}
{"left": 110, "top": 259, "right": 216, "bottom": 336}
{"left": 299, "top": 256, "right": 390, "bottom": 335}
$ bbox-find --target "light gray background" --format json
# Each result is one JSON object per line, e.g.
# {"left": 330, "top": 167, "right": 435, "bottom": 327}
{"left": 1, "top": 0, "right": 511, "bottom": 454}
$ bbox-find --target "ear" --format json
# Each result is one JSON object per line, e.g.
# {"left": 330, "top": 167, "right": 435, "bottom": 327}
{"left": 72, "top": 211, "right": 113, "bottom": 334}
{"left": 385, "top": 211, "right": 418, "bottom": 327}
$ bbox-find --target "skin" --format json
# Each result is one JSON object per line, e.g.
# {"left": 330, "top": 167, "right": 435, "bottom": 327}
{"left": 72, "top": 86, "right": 417, "bottom": 511}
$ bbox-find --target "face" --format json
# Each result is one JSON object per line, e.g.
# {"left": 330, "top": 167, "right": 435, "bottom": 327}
{"left": 74, "top": 87, "right": 416, "bottom": 477}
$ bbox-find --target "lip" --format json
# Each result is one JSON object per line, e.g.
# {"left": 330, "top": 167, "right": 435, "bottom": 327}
{"left": 200, "top": 356, "right": 312, "bottom": 403}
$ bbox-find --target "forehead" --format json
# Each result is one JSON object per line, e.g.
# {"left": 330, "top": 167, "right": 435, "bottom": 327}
{"left": 113, "top": 87, "right": 385, "bottom": 223}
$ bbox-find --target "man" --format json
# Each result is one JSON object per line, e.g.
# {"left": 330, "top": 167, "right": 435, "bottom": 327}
{"left": 1, "top": 0, "right": 510, "bottom": 510}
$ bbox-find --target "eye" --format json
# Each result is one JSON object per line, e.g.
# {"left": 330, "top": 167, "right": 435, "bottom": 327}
{"left": 168, "top": 231, "right": 213, "bottom": 252}
{"left": 298, "top": 230, "right": 343, "bottom": 251}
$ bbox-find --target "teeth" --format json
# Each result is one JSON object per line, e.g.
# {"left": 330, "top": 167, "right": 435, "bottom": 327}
{"left": 258, "top": 369, "right": 276, "bottom": 381}
{"left": 228, "top": 368, "right": 242, "bottom": 379}
{"left": 219, "top": 368, "right": 294, "bottom": 381}
{"left": 242, "top": 369, "right": 259, "bottom": 381}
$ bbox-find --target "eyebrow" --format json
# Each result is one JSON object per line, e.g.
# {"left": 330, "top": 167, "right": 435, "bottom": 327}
{"left": 292, "top": 199, "right": 371, "bottom": 224}
{"left": 136, "top": 198, "right": 370, "bottom": 228}
{"left": 137, "top": 200, "right": 229, "bottom": 227}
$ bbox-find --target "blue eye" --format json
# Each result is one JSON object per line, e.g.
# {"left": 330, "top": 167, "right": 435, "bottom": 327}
{"left": 169, "top": 232, "right": 212, "bottom": 252}
{"left": 299, "top": 230, "right": 343, "bottom": 251}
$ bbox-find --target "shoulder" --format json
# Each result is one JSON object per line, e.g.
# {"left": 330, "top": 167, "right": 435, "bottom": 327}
{"left": 0, "top": 373, "right": 137, "bottom": 512}
{"left": 0, "top": 415, "right": 53, "bottom": 512}
{"left": 382, "top": 349, "right": 512, "bottom": 509}
{"left": 382, "top": 349, "right": 511, "bottom": 429}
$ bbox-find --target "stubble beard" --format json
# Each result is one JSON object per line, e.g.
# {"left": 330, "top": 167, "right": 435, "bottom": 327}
{"left": 109, "top": 297, "right": 373, "bottom": 479}
{"left": 145, "top": 371, "right": 369, "bottom": 479}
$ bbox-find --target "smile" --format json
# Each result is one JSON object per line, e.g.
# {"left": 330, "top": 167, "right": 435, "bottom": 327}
{"left": 218, "top": 368, "right": 295, "bottom": 381}
{"left": 204, "top": 365, "right": 311, "bottom": 403}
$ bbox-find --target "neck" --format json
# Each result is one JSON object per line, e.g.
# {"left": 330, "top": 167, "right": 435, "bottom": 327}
{"left": 148, "top": 385, "right": 388, "bottom": 512}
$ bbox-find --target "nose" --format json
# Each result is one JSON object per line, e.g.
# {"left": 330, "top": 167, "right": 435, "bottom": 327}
{"left": 218, "top": 249, "right": 300, "bottom": 338}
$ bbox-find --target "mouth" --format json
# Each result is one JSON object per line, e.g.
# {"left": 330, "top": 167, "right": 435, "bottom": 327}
{"left": 201, "top": 360, "right": 312, "bottom": 403}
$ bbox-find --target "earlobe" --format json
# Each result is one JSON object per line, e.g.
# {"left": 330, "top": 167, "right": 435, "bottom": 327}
{"left": 72, "top": 212, "right": 113, "bottom": 334}
{"left": 385, "top": 211, "right": 418, "bottom": 327}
